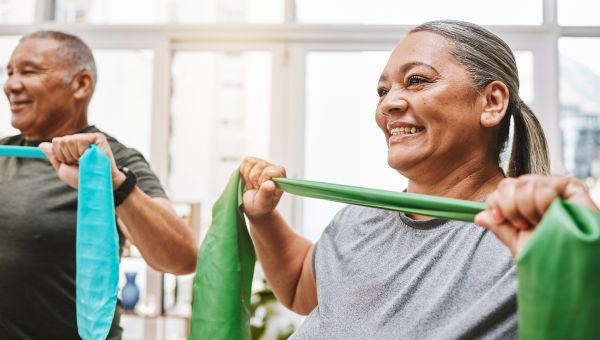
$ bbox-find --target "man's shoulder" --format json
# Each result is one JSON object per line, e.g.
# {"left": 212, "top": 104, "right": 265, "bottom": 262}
{"left": 0, "top": 134, "right": 24, "bottom": 146}
{"left": 84, "top": 126, "right": 123, "bottom": 149}
{"left": 86, "top": 126, "right": 143, "bottom": 162}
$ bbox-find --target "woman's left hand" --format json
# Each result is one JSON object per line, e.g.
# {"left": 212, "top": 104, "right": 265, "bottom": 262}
{"left": 475, "top": 175, "right": 598, "bottom": 256}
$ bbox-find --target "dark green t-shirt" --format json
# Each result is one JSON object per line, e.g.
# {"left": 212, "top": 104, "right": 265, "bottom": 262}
{"left": 0, "top": 126, "right": 167, "bottom": 339}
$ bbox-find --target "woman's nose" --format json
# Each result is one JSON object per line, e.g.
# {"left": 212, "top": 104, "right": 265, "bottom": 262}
{"left": 379, "top": 89, "right": 408, "bottom": 116}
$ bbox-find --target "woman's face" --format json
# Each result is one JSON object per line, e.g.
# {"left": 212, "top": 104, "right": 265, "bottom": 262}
{"left": 375, "top": 31, "right": 488, "bottom": 178}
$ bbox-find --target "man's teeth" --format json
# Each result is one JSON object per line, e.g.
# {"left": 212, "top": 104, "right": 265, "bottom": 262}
{"left": 390, "top": 127, "right": 424, "bottom": 136}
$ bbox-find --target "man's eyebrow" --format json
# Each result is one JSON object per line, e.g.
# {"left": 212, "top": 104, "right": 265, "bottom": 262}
{"left": 378, "top": 62, "right": 438, "bottom": 83}
{"left": 20, "top": 60, "right": 46, "bottom": 69}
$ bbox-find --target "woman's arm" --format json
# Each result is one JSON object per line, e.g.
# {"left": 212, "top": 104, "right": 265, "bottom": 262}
{"left": 240, "top": 157, "right": 318, "bottom": 315}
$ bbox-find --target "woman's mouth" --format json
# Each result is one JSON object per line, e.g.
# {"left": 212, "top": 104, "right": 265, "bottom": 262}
{"left": 390, "top": 126, "right": 424, "bottom": 136}
{"left": 388, "top": 125, "right": 425, "bottom": 145}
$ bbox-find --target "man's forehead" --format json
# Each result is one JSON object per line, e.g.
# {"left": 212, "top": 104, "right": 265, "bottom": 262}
{"left": 10, "top": 38, "right": 62, "bottom": 65}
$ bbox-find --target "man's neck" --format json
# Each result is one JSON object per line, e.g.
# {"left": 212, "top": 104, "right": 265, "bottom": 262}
{"left": 23, "top": 115, "right": 89, "bottom": 142}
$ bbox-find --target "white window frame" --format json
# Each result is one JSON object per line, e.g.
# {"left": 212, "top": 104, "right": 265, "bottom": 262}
{"left": 2, "top": 0, "right": 600, "bottom": 335}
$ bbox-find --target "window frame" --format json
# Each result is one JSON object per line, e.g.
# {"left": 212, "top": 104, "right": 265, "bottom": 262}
{"left": 2, "top": 0, "right": 600, "bottom": 327}
{"left": 0, "top": 0, "right": 595, "bottom": 233}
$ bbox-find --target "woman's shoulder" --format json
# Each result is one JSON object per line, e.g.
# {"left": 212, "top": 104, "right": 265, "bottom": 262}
{"left": 332, "top": 204, "right": 394, "bottom": 225}
{"left": 320, "top": 205, "right": 397, "bottom": 240}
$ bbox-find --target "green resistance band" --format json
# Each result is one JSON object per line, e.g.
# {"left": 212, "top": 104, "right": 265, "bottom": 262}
{"left": 0, "top": 145, "right": 118, "bottom": 340}
{"left": 190, "top": 170, "right": 600, "bottom": 340}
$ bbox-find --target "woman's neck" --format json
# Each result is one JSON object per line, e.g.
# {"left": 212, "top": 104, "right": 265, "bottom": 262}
{"left": 406, "top": 158, "right": 505, "bottom": 219}
{"left": 407, "top": 162, "right": 504, "bottom": 220}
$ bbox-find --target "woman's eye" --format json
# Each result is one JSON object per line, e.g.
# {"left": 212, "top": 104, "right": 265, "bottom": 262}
{"left": 407, "top": 76, "right": 427, "bottom": 86}
{"left": 377, "top": 88, "right": 388, "bottom": 97}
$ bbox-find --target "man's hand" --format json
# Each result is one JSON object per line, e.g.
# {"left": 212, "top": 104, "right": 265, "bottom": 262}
{"left": 475, "top": 175, "right": 599, "bottom": 256}
{"left": 39, "top": 133, "right": 126, "bottom": 189}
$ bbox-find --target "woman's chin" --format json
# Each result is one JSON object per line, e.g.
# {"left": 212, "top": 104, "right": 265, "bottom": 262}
{"left": 387, "top": 157, "right": 417, "bottom": 173}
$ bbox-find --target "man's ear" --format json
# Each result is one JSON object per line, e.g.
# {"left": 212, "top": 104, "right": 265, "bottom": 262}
{"left": 480, "top": 80, "right": 510, "bottom": 128}
{"left": 72, "top": 71, "right": 94, "bottom": 101}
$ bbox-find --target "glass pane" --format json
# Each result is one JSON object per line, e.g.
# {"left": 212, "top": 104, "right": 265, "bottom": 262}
{"left": 296, "top": 0, "right": 542, "bottom": 25}
{"left": 169, "top": 51, "right": 271, "bottom": 224}
{"left": 515, "top": 51, "right": 534, "bottom": 105}
{"left": 0, "top": 0, "right": 35, "bottom": 24}
{"left": 559, "top": 38, "right": 600, "bottom": 184}
{"left": 303, "top": 51, "right": 404, "bottom": 241}
{"left": 558, "top": 0, "right": 600, "bottom": 26}
{"left": 88, "top": 50, "right": 154, "bottom": 158}
{"left": 55, "top": 0, "right": 283, "bottom": 24}
{"left": 0, "top": 36, "right": 21, "bottom": 138}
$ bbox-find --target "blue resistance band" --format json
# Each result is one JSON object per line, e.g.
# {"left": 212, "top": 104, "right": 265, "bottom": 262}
{"left": 0, "top": 145, "right": 119, "bottom": 340}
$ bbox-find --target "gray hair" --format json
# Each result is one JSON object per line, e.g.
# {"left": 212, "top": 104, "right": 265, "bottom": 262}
{"left": 20, "top": 31, "right": 97, "bottom": 90}
{"left": 411, "top": 20, "right": 550, "bottom": 177}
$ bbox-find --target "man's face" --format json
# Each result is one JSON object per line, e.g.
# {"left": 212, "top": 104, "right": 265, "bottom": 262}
{"left": 4, "top": 38, "right": 77, "bottom": 140}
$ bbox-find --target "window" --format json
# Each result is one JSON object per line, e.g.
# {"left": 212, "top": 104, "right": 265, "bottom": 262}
{"left": 296, "top": 0, "right": 542, "bottom": 25}
{"left": 558, "top": 0, "right": 600, "bottom": 26}
{"left": 54, "top": 0, "right": 283, "bottom": 24}
{"left": 168, "top": 51, "right": 272, "bottom": 223}
{"left": 303, "top": 51, "right": 402, "bottom": 241}
{"left": 0, "top": 0, "right": 35, "bottom": 24}
{"left": 0, "top": 36, "right": 20, "bottom": 138}
{"left": 88, "top": 49, "right": 154, "bottom": 158}
{"left": 559, "top": 38, "right": 600, "bottom": 180}
{"left": 515, "top": 51, "right": 534, "bottom": 105}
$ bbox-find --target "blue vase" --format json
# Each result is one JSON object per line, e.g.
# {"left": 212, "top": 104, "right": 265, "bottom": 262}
{"left": 121, "top": 271, "right": 140, "bottom": 311}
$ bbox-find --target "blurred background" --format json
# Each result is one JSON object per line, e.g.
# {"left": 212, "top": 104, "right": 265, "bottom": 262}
{"left": 0, "top": 0, "right": 599, "bottom": 339}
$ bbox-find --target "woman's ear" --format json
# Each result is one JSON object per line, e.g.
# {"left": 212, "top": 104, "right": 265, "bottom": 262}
{"left": 480, "top": 80, "right": 510, "bottom": 128}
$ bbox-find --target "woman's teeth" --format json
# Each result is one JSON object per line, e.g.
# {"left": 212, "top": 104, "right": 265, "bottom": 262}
{"left": 390, "top": 127, "right": 424, "bottom": 136}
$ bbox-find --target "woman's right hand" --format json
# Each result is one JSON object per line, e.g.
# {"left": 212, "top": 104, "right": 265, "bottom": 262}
{"left": 240, "top": 156, "right": 287, "bottom": 219}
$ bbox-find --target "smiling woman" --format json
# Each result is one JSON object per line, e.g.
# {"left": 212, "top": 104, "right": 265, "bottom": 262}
{"left": 237, "top": 20, "right": 554, "bottom": 339}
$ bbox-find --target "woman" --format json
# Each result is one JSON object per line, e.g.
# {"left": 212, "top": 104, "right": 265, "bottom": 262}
{"left": 239, "top": 20, "right": 598, "bottom": 339}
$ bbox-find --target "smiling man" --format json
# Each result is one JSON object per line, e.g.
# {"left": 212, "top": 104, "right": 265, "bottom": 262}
{"left": 0, "top": 31, "right": 197, "bottom": 339}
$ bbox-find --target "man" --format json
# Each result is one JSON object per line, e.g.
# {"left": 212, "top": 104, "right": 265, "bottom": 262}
{"left": 0, "top": 31, "right": 197, "bottom": 339}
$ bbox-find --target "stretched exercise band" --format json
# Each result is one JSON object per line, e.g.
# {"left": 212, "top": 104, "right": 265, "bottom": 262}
{"left": 190, "top": 170, "right": 600, "bottom": 340}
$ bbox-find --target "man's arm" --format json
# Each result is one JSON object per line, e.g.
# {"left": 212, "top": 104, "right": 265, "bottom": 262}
{"left": 116, "top": 194, "right": 197, "bottom": 274}
{"left": 40, "top": 133, "right": 197, "bottom": 275}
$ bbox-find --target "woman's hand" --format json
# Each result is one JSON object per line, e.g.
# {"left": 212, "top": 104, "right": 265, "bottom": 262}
{"left": 475, "top": 175, "right": 598, "bottom": 256}
{"left": 239, "top": 156, "right": 287, "bottom": 219}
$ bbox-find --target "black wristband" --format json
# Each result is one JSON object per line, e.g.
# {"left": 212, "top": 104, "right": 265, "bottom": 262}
{"left": 114, "top": 167, "right": 137, "bottom": 207}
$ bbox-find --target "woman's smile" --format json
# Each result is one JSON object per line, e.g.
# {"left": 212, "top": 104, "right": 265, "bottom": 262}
{"left": 388, "top": 125, "right": 425, "bottom": 145}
